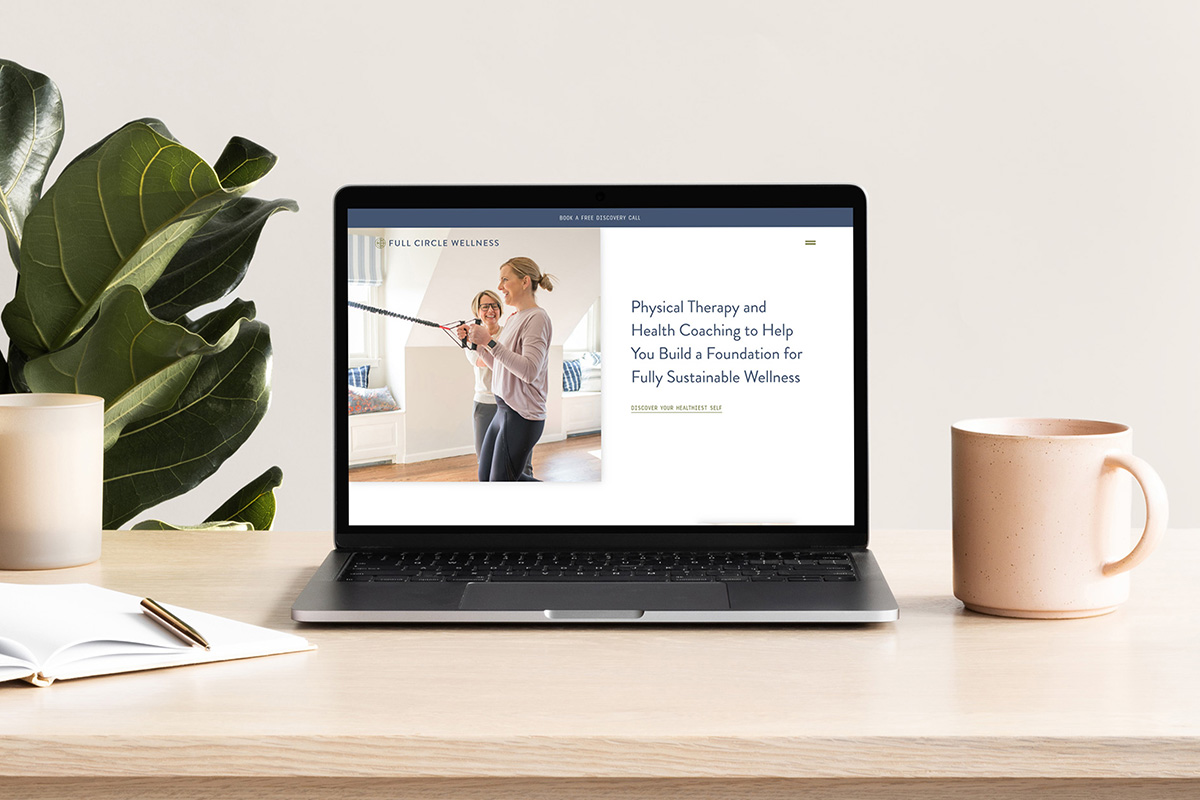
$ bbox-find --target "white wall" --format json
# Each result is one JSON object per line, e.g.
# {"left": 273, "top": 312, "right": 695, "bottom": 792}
{"left": 5, "top": 1, "right": 1198, "bottom": 530}
{"left": 402, "top": 345, "right": 566, "bottom": 464}
{"left": 402, "top": 347, "right": 477, "bottom": 463}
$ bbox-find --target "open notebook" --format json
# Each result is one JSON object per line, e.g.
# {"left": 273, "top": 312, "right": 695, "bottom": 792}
{"left": 0, "top": 583, "right": 313, "bottom": 687}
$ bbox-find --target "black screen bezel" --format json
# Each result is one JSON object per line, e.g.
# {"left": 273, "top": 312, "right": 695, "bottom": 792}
{"left": 335, "top": 185, "right": 868, "bottom": 552}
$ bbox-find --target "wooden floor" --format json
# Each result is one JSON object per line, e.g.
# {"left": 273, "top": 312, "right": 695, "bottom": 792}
{"left": 350, "top": 433, "right": 602, "bottom": 482}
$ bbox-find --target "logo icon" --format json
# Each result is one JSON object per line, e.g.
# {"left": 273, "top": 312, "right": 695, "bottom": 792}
{"left": 374, "top": 237, "right": 386, "bottom": 250}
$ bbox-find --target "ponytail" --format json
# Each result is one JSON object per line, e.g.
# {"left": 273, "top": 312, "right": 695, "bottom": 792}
{"left": 504, "top": 256, "right": 557, "bottom": 293}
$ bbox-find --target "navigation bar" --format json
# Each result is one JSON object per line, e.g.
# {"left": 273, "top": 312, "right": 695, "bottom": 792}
{"left": 347, "top": 207, "right": 853, "bottom": 228}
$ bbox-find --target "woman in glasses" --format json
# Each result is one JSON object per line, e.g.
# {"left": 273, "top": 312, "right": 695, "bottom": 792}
{"left": 462, "top": 257, "right": 555, "bottom": 482}
{"left": 461, "top": 288, "right": 533, "bottom": 479}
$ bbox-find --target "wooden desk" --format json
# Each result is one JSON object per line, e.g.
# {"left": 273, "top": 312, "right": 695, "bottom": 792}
{"left": 3, "top": 530, "right": 1198, "bottom": 800}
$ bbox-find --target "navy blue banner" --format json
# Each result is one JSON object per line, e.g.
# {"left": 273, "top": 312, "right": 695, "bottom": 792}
{"left": 347, "top": 208, "right": 853, "bottom": 228}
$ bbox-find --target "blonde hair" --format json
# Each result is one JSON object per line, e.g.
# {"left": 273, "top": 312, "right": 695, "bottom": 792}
{"left": 502, "top": 256, "right": 556, "bottom": 292}
{"left": 471, "top": 289, "right": 503, "bottom": 318}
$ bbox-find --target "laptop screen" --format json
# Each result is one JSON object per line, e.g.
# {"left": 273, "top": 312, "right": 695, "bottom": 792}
{"left": 337, "top": 186, "right": 866, "bottom": 550}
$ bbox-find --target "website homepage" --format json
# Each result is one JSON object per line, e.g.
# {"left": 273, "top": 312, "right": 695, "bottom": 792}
{"left": 346, "top": 208, "right": 855, "bottom": 526}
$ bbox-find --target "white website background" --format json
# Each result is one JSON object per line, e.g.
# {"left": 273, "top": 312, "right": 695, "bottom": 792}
{"left": 350, "top": 225, "right": 855, "bottom": 526}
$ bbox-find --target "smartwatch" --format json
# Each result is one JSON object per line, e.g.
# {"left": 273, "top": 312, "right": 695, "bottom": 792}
{"left": 487, "top": 338, "right": 498, "bottom": 350}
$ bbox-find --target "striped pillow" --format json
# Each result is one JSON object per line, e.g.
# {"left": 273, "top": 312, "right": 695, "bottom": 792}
{"left": 562, "top": 358, "right": 582, "bottom": 392}
{"left": 348, "top": 365, "right": 370, "bottom": 388}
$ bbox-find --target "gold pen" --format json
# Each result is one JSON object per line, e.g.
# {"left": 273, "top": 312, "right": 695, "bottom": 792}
{"left": 140, "top": 598, "right": 211, "bottom": 651}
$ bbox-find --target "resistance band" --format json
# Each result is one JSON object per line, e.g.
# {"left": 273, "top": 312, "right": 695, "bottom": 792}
{"left": 348, "top": 300, "right": 481, "bottom": 349}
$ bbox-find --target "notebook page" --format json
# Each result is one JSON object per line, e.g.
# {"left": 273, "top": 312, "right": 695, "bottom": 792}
{"left": 0, "top": 583, "right": 188, "bottom": 670}
{"left": 0, "top": 637, "right": 38, "bottom": 682}
{"left": 0, "top": 583, "right": 312, "bottom": 684}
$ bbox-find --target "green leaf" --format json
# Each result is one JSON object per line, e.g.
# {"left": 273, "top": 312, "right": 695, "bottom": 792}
{"left": 61, "top": 124, "right": 272, "bottom": 197}
{"left": 185, "top": 297, "right": 257, "bottom": 338}
{"left": 128, "top": 465, "right": 281, "bottom": 531}
{"left": 145, "top": 197, "right": 297, "bottom": 322}
{"left": 5, "top": 342, "right": 29, "bottom": 391}
{"left": 212, "top": 136, "right": 278, "bottom": 188}
{"left": 0, "top": 121, "right": 275, "bottom": 357}
{"left": 23, "top": 285, "right": 252, "bottom": 449}
{"left": 0, "top": 59, "right": 64, "bottom": 268}
{"left": 62, "top": 117, "right": 177, "bottom": 170}
{"left": 204, "top": 466, "right": 282, "bottom": 531}
{"left": 131, "top": 520, "right": 253, "bottom": 531}
{"left": 102, "top": 319, "right": 272, "bottom": 528}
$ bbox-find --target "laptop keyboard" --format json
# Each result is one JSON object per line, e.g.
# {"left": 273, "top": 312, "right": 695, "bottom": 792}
{"left": 338, "top": 551, "right": 857, "bottom": 583}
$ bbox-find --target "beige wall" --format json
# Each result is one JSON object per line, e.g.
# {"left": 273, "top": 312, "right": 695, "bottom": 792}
{"left": 4, "top": 1, "right": 1197, "bottom": 530}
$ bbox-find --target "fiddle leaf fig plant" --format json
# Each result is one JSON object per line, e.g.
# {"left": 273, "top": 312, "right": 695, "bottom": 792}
{"left": 0, "top": 59, "right": 63, "bottom": 267}
{"left": 0, "top": 58, "right": 296, "bottom": 529}
{"left": 132, "top": 466, "right": 284, "bottom": 531}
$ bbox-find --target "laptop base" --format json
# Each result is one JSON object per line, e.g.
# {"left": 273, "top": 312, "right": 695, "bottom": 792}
{"left": 292, "top": 549, "right": 898, "bottom": 623}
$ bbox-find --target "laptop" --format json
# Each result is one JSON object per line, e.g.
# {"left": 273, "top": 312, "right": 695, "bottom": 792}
{"left": 292, "top": 185, "right": 898, "bottom": 623}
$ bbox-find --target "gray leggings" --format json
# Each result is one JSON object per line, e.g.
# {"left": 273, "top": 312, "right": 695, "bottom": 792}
{"left": 473, "top": 401, "right": 533, "bottom": 478}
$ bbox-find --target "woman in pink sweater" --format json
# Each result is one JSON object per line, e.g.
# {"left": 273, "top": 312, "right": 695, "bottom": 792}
{"left": 463, "top": 257, "right": 556, "bottom": 482}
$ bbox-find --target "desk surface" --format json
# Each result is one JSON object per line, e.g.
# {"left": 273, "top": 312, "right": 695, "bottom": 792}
{"left": 3, "top": 530, "right": 1198, "bottom": 799}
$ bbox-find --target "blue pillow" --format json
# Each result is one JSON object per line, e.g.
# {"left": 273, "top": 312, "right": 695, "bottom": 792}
{"left": 562, "top": 358, "right": 582, "bottom": 392}
{"left": 348, "top": 365, "right": 369, "bottom": 388}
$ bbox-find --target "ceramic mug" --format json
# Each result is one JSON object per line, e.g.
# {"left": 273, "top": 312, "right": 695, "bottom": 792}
{"left": 0, "top": 393, "right": 104, "bottom": 570}
{"left": 951, "top": 418, "right": 1167, "bottom": 619}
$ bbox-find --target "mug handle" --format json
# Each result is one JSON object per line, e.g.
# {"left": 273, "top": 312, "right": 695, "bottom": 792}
{"left": 1101, "top": 452, "right": 1169, "bottom": 577}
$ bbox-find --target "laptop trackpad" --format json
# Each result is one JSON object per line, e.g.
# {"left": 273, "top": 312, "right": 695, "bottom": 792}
{"left": 460, "top": 582, "right": 730, "bottom": 612}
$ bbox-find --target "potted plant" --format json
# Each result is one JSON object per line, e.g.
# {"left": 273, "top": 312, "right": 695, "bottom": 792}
{"left": 0, "top": 58, "right": 296, "bottom": 530}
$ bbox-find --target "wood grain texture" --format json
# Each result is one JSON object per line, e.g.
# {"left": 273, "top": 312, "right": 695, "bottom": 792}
{"left": 2, "top": 529, "right": 1198, "bottom": 795}
{"left": 7, "top": 778, "right": 1200, "bottom": 800}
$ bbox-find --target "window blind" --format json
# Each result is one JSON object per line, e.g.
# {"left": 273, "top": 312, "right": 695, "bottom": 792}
{"left": 348, "top": 234, "right": 384, "bottom": 285}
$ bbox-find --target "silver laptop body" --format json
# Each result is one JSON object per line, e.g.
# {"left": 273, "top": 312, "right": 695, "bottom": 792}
{"left": 293, "top": 185, "right": 898, "bottom": 623}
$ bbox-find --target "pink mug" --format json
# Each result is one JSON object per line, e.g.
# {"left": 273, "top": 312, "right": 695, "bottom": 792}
{"left": 951, "top": 418, "right": 1168, "bottom": 619}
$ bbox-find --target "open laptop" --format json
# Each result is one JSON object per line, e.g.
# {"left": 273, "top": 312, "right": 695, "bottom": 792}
{"left": 292, "top": 185, "right": 898, "bottom": 623}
